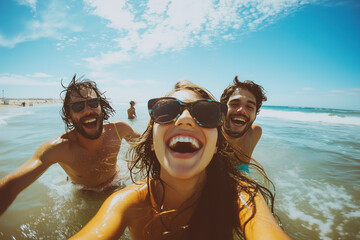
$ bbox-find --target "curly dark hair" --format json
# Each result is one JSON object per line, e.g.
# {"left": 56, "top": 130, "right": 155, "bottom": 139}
{"left": 60, "top": 74, "right": 115, "bottom": 131}
{"left": 128, "top": 80, "right": 276, "bottom": 239}
{"left": 220, "top": 76, "right": 267, "bottom": 115}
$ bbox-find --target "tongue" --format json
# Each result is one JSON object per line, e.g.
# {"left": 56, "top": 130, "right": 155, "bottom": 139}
{"left": 171, "top": 142, "right": 198, "bottom": 153}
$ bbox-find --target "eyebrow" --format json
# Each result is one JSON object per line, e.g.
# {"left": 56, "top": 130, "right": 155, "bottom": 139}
{"left": 247, "top": 100, "right": 256, "bottom": 106}
{"left": 229, "top": 99, "right": 256, "bottom": 106}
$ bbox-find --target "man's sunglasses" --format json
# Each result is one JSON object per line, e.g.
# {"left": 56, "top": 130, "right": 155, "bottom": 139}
{"left": 148, "top": 97, "right": 227, "bottom": 128}
{"left": 68, "top": 98, "right": 100, "bottom": 113}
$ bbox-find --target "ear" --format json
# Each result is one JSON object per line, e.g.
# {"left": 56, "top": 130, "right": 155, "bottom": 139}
{"left": 151, "top": 144, "right": 154, "bottom": 151}
{"left": 68, "top": 118, "right": 72, "bottom": 123}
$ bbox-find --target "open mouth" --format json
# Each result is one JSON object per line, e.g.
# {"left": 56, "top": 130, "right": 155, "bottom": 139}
{"left": 230, "top": 115, "right": 248, "bottom": 127}
{"left": 168, "top": 136, "right": 202, "bottom": 153}
{"left": 82, "top": 117, "right": 98, "bottom": 129}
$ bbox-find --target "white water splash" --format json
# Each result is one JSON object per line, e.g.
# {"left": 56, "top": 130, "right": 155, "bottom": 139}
{"left": 259, "top": 109, "right": 360, "bottom": 126}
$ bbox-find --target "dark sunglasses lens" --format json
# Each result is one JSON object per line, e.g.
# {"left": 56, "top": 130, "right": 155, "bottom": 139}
{"left": 193, "top": 101, "right": 221, "bottom": 128}
{"left": 152, "top": 99, "right": 180, "bottom": 123}
{"left": 88, "top": 98, "right": 100, "bottom": 108}
{"left": 71, "top": 102, "right": 85, "bottom": 112}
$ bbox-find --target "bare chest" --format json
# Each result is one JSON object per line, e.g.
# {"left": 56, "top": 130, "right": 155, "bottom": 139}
{"left": 60, "top": 139, "right": 121, "bottom": 186}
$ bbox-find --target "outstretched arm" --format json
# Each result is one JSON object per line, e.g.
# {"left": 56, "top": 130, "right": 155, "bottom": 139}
{"left": 239, "top": 192, "right": 291, "bottom": 240}
{"left": 69, "top": 184, "right": 141, "bottom": 240}
{"left": 0, "top": 140, "right": 58, "bottom": 215}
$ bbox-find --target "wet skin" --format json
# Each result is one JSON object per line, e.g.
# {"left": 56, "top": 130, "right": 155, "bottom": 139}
{"left": 225, "top": 88, "right": 257, "bottom": 137}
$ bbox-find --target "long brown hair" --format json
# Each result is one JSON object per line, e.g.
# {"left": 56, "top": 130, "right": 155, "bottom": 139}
{"left": 129, "top": 80, "right": 276, "bottom": 239}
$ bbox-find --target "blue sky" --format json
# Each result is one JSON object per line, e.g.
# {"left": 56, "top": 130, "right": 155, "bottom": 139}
{"left": 0, "top": 0, "right": 359, "bottom": 110}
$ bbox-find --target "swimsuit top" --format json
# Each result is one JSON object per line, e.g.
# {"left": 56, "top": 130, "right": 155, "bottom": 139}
{"left": 114, "top": 123, "right": 122, "bottom": 141}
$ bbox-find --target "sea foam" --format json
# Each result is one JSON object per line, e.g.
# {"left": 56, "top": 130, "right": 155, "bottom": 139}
{"left": 275, "top": 170, "right": 358, "bottom": 240}
{"left": 0, "top": 108, "right": 34, "bottom": 126}
{"left": 259, "top": 109, "right": 360, "bottom": 126}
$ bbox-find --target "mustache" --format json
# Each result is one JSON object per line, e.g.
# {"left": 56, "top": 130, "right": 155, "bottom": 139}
{"left": 229, "top": 113, "right": 249, "bottom": 121}
{"left": 80, "top": 113, "right": 100, "bottom": 123}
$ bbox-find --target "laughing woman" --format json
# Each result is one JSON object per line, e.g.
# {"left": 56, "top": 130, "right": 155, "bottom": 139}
{"left": 69, "top": 80, "right": 291, "bottom": 240}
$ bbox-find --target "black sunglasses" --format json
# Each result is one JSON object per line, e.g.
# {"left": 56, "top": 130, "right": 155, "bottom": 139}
{"left": 69, "top": 98, "right": 100, "bottom": 113}
{"left": 148, "top": 97, "right": 227, "bottom": 128}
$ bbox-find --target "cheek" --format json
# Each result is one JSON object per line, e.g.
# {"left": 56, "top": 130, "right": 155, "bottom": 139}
{"left": 204, "top": 128, "right": 218, "bottom": 155}
{"left": 249, "top": 111, "right": 256, "bottom": 120}
{"left": 226, "top": 108, "right": 234, "bottom": 118}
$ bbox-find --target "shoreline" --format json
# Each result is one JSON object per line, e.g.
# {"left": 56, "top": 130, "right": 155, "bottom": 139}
{"left": 0, "top": 98, "right": 62, "bottom": 109}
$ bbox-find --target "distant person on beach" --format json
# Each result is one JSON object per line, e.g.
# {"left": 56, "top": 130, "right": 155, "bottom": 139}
{"left": 220, "top": 76, "right": 267, "bottom": 173}
{"left": 127, "top": 100, "right": 137, "bottom": 119}
{"left": 69, "top": 80, "right": 290, "bottom": 239}
{"left": 0, "top": 74, "right": 140, "bottom": 215}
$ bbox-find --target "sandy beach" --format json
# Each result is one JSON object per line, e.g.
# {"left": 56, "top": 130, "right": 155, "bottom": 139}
{"left": 0, "top": 98, "right": 62, "bottom": 109}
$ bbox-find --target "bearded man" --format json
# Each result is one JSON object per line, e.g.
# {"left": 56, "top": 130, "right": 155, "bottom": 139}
{"left": 220, "top": 76, "right": 267, "bottom": 173}
{"left": 0, "top": 74, "right": 139, "bottom": 215}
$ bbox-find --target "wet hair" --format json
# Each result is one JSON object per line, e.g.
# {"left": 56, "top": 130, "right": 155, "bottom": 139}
{"left": 220, "top": 76, "right": 267, "bottom": 114}
{"left": 129, "top": 100, "right": 135, "bottom": 106}
{"left": 60, "top": 74, "right": 115, "bottom": 131}
{"left": 129, "top": 80, "right": 276, "bottom": 239}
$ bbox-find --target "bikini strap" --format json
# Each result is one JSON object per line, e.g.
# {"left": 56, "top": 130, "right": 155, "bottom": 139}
{"left": 113, "top": 123, "right": 122, "bottom": 141}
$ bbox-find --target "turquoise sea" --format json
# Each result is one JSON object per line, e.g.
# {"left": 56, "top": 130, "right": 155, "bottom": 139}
{"left": 0, "top": 104, "right": 359, "bottom": 240}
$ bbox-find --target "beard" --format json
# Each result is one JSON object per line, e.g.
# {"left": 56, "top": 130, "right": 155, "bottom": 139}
{"left": 224, "top": 113, "right": 253, "bottom": 138}
{"left": 72, "top": 113, "right": 103, "bottom": 140}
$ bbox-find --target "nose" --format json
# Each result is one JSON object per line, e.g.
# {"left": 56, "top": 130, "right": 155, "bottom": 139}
{"left": 82, "top": 101, "right": 93, "bottom": 113}
{"left": 175, "top": 109, "right": 196, "bottom": 128}
{"left": 236, "top": 105, "right": 246, "bottom": 113}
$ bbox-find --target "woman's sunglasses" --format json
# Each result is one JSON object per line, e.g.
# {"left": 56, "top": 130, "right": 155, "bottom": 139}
{"left": 69, "top": 98, "right": 100, "bottom": 113}
{"left": 148, "top": 97, "right": 227, "bottom": 128}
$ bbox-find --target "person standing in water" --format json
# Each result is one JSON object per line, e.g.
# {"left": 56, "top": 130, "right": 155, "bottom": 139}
{"left": 0, "top": 74, "right": 140, "bottom": 215}
{"left": 69, "top": 80, "right": 290, "bottom": 240}
{"left": 220, "top": 76, "right": 267, "bottom": 173}
{"left": 127, "top": 100, "right": 137, "bottom": 119}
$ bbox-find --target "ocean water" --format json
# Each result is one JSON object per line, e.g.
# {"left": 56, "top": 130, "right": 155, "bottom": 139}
{"left": 0, "top": 104, "right": 359, "bottom": 240}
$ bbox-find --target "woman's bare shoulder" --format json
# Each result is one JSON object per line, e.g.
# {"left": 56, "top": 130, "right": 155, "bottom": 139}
{"left": 109, "top": 181, "right": 149, "bottom": 206}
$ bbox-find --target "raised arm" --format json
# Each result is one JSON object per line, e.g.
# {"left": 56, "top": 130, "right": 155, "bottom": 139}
{"left": 0, "top": 139, "right": 60, "bottom": 215}
{"left": 239, "top": 192, "right": 292, "bottom": 240}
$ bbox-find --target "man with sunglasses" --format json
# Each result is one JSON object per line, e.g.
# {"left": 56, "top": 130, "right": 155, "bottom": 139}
{"left": 0, "top": 74, "right": 139, "bottom": 215}
{"left": 220, "top": 76, "right": 267, "bottom": 173}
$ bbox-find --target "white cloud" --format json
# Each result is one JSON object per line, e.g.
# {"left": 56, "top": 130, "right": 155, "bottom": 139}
{"left": 329, "top": 89, "right": 360, "bottom": 95}
{"left": 303, "top": 88, "right": 315, "bottom": 91}
{"left": 84, "top": 50, "right": 133, "bottom": 70}
{"left": 56, "top": 36, "right": 80, "bottom": 50}
{"left": 88, "top": 71, "right": 161, "bottom": 86}
{"left": 16, "top": 0, "right": 37, "bottom": 11}
{"left": 0, "top": 1, "right": 82, "bottom": 48}
{"left": 26, "top": 73, "right": 53, "bottom": 78}
{"left": 83, "top": 0, "right": 312, "bottom": 68}
{"left": 0, "top": 73, "right": 58, "bottom": 86}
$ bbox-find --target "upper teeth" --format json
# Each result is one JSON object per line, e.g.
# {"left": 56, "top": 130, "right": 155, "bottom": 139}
{"left": 169, "top": 136, "right": 200, "bottom": 149}
{"left": 84, "top": 118, "right": 96, "bottom": 124}
{"left": 233, "top": 117, "right": 246, "bottom": 122}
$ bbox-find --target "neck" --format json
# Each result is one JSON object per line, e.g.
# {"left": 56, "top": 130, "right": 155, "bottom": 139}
{"left": 159, "top": 171, "right": 206, "bottom": 210}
